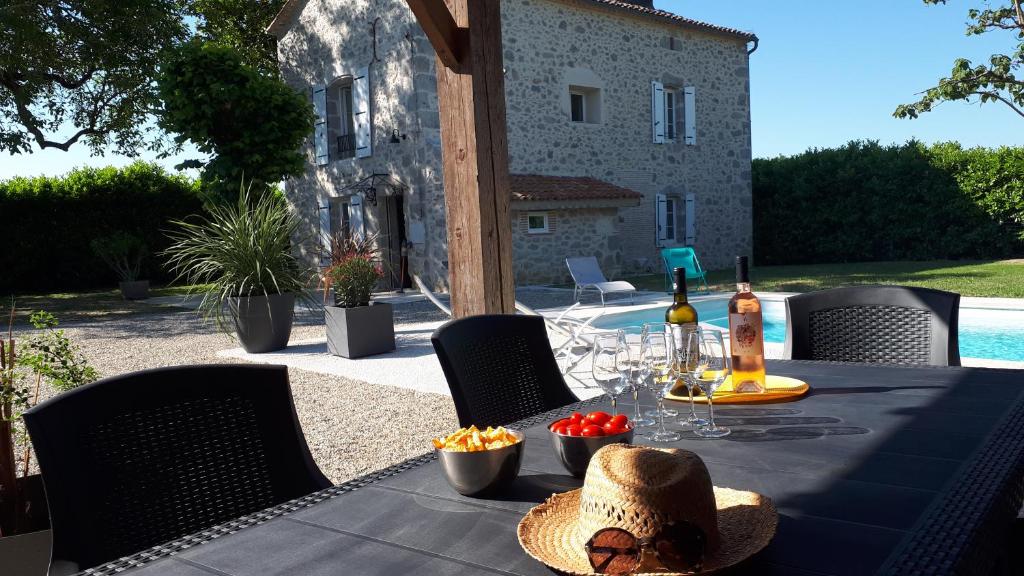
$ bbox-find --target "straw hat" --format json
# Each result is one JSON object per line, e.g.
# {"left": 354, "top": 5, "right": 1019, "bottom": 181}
{"left": 518, "top": 444, "right": 776, "bottom": 575}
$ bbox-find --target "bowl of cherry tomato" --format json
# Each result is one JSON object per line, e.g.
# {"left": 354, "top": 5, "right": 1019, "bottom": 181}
{"left": 548, "top": 411, "right": 634, "bottom": 477}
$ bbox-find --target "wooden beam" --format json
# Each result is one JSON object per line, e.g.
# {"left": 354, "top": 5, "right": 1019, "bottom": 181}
{"left": 422, "top": 0, "right": 515, "bottom": 316}
{"left": 406, "top": 0, "right": 465, "bottom": 69}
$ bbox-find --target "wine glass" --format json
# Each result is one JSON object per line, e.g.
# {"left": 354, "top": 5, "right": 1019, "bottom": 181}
{"left": 686, "top": 329, "right": 731, "bottom": 439}
{"left": 625, "top": 332, "right": 656, "bottom": 428}
{"left": 642, "top": 328, "right": 681, "bottom": 442}
{"left": 592, "top": 330, "right": 630, "bottom": 415}
{"left": 641, "top": 323, "right": 678, "bottom": 420}
{"left": 671, "top": 324, "right": 708, "bottom": 429}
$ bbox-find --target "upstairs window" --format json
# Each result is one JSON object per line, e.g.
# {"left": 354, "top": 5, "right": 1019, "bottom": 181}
{"left": 570, "top": 92, "right": 585, "bottom": 122}
{"left": 327, "top": 80, "right": 356, "bottom": 160}
{"left": 568, "top": 85, "right": 601, "bottom": 124}
{"left": 665, "top": 89, "right": 677, "bottom": 141}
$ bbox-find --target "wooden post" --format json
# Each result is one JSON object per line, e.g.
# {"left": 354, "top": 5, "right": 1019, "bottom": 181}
{"left": 407, "top": 0, "right": 515, "bottom": 317}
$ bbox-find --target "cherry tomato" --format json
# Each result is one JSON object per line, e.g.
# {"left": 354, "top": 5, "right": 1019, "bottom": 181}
{"left": 549, "top": 418, "right": 570, "bottom": 432}
{"left": 552, "top": 423, "right": 568, "bottom": 435}
{"left": 602, "top": 421, "right": 625, "bottom": 435}
{"left": 585, "top": 411, "right": 612, "bottom": 426}
{"left": 565, "top": 424, "right": 582, "bottom": 437}
{"left": 569, "top": 412, "right": 585, "bottom": 425}
{"left": 609, "top": 414, "right": 629, "bottom": 429}
{"left": 581, "top": 425, "right": 605, "bottom": 437}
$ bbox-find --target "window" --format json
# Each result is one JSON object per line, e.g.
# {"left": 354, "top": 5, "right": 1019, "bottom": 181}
{"left": 567, "top": 85, "right": 601, "bottom": 124}
{"left": 664, "top": 89, "right": 677, "bottom": 141}
{"left": 527, "top": 212, "right": 550, "bottom": 234}
{"left": 664, "top": 197, "right": 676, "bottom": 240}
{"left": 327, "top": 81, "right": 356, "bottom": 160}
{"left": 656, "top": 193, "right": 678, "bottom": 245}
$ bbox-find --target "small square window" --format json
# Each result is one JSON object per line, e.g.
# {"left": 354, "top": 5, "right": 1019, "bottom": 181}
{"left": 527, "top": 212, "right": 549, "bottom": 234}
{"left": 570, "top": 93, "right": 585, "bottom": 123}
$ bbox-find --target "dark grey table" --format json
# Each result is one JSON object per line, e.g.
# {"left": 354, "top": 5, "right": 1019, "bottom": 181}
{"left": 79, "top": 361, "right": 1024, "bottom": 576}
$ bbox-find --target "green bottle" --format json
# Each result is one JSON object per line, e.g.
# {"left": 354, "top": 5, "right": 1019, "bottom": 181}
{"left": 665, "top": 268, "right": 698, "bottom": 397}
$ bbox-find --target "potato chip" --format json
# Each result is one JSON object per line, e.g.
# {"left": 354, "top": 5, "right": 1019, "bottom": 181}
{"left": 432, "top": 425, "right": 521, "bottom": 452}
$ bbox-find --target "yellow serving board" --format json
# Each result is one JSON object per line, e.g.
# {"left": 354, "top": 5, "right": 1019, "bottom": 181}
{"left": 665, "top": 375, "right": 810, "bottom": 405}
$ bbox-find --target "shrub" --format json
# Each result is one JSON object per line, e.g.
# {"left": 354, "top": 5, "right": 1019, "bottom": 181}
{"left": 90, "top": 232, "right": 147, "bottom": 282}
{"left": 752, "top": 141, "right": 1023, "bottom": 265}
{"left": 320, "top": 234, "right": 383, "bottom": 308}
{"left": 0, "top": 162, "right": 205, "bottom": 293}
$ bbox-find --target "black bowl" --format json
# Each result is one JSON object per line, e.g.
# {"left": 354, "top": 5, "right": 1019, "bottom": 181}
{"left": 436, "top": 430, "right": 524, "bottom": 497}
{"left": 549, "top": 427, "right": 635, "bottom": 478}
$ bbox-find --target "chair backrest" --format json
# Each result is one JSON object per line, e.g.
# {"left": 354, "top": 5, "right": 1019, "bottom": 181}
{"left": 431, "top": 314, "right": 579, "bottom": 428}
{"left": 23, "top": 364, "right": 331, "bottom": 574}
{"left": 566, "top": 256, "right": 608, "bottom": 285}
{"left": 783, "top": 286, "right": 960, "bottom": 366}
{"left": 661, "top": 247, "right": 703, "bottom": 279}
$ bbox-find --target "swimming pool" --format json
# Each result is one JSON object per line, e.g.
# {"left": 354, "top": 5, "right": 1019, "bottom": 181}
{"left": 591, "top": 298, "right": 1024, "bottom": 362}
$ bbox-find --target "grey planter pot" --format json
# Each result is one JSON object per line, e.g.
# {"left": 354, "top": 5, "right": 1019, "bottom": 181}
{"left": 326, "top": 302, "right": 396, "bottom": 358}
{"left": 229, "top": 293, "right": 295, "bottom": 353}
{"left": 119, "top": 280, "right": 150, "bottom": 300}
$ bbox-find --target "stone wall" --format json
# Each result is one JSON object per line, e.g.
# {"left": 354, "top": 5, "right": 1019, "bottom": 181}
{"left": 511, "top": 206, "right": 623, "bottom": 285}
{"left": 501, "top": 0, "right": 754, "bottom": 272}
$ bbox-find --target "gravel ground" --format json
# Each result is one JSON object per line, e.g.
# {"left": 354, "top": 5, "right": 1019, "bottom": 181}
{"left": 12, "top": 287, "right": 586, "bottom": 482}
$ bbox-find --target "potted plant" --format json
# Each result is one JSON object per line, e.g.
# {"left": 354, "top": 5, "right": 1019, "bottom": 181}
{"left": 163, "top": 187, "right": 314, "bottom": 353}
{"left": 90, "top": 232, "right": 149, "bottom": 300}
{"left": 1, "top": 306, "right": 95, "bottom": 563}
{"left": 321, "top": 234, "right": 395, "bottom": 358}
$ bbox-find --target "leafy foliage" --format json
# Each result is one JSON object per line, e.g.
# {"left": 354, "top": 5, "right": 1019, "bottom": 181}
{"left": 0, "top": 162, "right": 204, "bottom": 292}
{"left": 163, "top": 184, "right": 315, "bottom": 331}
{"left": 90, "top": 232, "right": 148, "bottom": 282}
{"left": 157, "top": 41, "right": 313, "bottom": 203}
{"left": 752, "top": 140, "right": 1024, "bottom": 265}
{"left": 188, "top": 0, "right": 287, "bottom": 77}
{"left": 321, "top": 234, "right": 383, "bottom": 308}
{"left": 0, "top": 0, "right": 189, "bottom": 154}
{"left": 895, "top": 1, "right": 1024, "bottom": 120}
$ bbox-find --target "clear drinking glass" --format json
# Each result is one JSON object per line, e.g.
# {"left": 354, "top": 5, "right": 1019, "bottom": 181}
{"left": 642, "top": 328, "right": 681, "bottom": 442}
{"left": 641, "top": 323, "right": 678, "bottom": 419}
{"left": 592, "top": 330, "right": 630, "bottom": 415}
{"left": 625, "top": 332, "right": 656, "bottom": 428}
{"left": 672, "top": 324, "right": 708, "bottom": 429}
{"left": 687, "top": 329, "right": 731, "bottom": 439}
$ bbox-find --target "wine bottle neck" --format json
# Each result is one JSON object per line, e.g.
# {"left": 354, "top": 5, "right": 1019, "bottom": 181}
{"left": 673, "top": 292, "right": 689, "bottom": 304}
{"left": 736, "top": 282, "right": 751, "bottom": 293}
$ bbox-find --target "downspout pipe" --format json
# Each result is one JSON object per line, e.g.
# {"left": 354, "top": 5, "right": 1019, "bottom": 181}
{"left": 747, "top": 36, "right": 759, "bottom": 55}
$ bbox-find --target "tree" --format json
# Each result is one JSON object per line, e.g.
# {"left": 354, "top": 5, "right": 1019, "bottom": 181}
{"left": 0, "top": 0, "right": 188, "bottom": 155}
{"left": 157, "top": 41, "right": 313, "bottom": 202}
{"left": 189, "top": 0, "right": 286, "bottom": 77}
{"left": 895, "top": 1, "right": 1024, "bottom": 120}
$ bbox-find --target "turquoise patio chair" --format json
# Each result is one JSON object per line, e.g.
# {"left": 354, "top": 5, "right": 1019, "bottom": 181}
{"left": 661, "top": 247, "right": 710, "bottom": 294}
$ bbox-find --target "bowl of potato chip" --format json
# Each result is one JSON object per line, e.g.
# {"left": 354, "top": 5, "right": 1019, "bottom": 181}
{"left": 432, "top": 425, "right": 524, "bottom": 497}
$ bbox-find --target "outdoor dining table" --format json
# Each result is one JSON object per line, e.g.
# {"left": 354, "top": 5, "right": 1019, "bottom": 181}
{"left": 78, "top": 360, "right": 1024, "bottom": 576}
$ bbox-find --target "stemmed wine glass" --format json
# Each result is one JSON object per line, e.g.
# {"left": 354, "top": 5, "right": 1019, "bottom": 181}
{"left": 671, "top": 324, "right": 708, "bottom": 429}
{"left": 592, "top": 330, "right": 631, "bottom": 416}
{"left": 641, "top": 327, "right": 681, "bottom": 442}
{"left": 685, "top": 329, "right": 731, "bottom": 439}
{"left": 641, "top": 323, "right": 678, "bottom": 420}
{"left": 625, "top": 331, "right": 656, "bottom": 429}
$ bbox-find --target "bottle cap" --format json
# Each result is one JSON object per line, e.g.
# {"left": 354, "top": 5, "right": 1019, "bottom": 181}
{"left": 735, "top": 256, "right": 750, "bottom": 283}
{"left": 673, "top": 267, "right": 687, "bottom": 293}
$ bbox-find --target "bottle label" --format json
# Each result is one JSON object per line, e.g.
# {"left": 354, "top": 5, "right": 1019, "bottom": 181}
{"left": 669, "top": 322, "right": 697, "bottom": 351}
{"left": 729, "top": 313, "right": 763, "bottom": 356}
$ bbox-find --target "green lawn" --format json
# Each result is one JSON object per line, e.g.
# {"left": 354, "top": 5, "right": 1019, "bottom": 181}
{"left": 3, "top": 284, "right": 206, "bottom": 325}
{"left": 620, "top": 260, "right": 1024, "bottom": 298}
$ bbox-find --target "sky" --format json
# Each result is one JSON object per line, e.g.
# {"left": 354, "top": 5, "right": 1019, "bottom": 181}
{"left": 0, "top": 0, "right": 1021, "bottom": 180}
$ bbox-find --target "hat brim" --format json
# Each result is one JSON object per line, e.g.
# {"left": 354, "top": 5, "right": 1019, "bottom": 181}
{"left": 517, "top": 487, "right": 777, "bottom": 575}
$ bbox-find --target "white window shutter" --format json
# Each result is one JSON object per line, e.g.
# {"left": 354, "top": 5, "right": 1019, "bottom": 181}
{"left": 683, "top": 86, "right": 696, "bottom": 145}
{"left": 353, "top": 67, "right": 372, "bottom": 158}
{"left": 317, "top": 200, "right": 331, "bottom": 265}
{"left": 652, "top": 81, "right": 665, "bottom": 144}
{"left": 685, "top": 192, "right": 696, "bottom": 245}
{"left": 349, "top": 195, "right": 365, "bottom": 239}
{"left": 655, "top": 193, "right": 668, "bottom": 244}
{"left": 313, "top": 86, "right": 328, "bottom": 165}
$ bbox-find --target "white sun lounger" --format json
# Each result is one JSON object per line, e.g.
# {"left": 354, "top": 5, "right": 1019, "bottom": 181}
{"left": 565, "top": 256, "right": 636, "bottom": 306}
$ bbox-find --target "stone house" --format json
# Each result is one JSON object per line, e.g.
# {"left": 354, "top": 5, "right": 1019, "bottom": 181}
{"left": 268, "top": 0, "right": 757, "bottom": 290}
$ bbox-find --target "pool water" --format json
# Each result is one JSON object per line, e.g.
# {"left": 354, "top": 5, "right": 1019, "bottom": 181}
{"left": 591, "top": 298, "right": 1024, "bottom": 362}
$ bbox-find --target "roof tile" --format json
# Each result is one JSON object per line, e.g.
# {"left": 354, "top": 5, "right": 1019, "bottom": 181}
{"left": 510, "top": 174, "right": 643, "bottom": 202}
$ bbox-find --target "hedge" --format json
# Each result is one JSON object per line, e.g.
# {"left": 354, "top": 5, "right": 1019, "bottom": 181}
{"left": 1, "top": 162, "right": 205, "bottom": 293}
{"left": 752, "top": 141, "right": 1024, "bottom": 265}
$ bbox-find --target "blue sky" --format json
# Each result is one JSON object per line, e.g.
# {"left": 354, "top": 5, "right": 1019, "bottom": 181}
{"left": 1, "top": 0, "right": 1020, "bottom": 179}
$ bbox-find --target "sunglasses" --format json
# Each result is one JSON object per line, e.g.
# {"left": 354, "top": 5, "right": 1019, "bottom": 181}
{"left": 585, "top": 521, "right": 706, "bottom": 575}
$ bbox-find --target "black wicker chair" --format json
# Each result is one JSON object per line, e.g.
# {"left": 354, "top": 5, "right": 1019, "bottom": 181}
{"left": 431, "top": 314, "right": 579, "bottom": 427}
{"left": 783, "top": 285, "right": 960, "bottom": 366}
{"left": 23, "top": 364, "right": 331, "bottom": 576}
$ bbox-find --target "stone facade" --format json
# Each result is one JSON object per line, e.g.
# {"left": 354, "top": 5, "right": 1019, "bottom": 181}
{"left": 272, "top": 0, "right": 754, "bottom": 289}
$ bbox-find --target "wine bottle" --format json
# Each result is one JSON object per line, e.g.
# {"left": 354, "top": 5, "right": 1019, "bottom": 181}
{"left": 728, "top": 256, "right": 766, "bottom": 393}
{"left": 666, "top": 267, "right": 697, "bottom": 396}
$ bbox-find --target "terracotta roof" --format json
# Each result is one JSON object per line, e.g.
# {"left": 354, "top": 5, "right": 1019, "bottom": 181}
{"left": 510, "top": 174, "right": 643, "bottom": 202}
{"left": 579, "top": 0, "right": 757, "bottom": 41}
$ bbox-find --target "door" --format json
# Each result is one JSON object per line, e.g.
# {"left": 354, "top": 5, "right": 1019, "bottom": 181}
{"left": 379, "top": 195, "right": 406, "bottom": 291}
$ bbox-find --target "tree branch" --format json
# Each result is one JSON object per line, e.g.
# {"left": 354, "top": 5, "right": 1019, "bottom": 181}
{"left": 40, "top": 68, "right": 97, "bottom": 90}
{"left": 973, "top": 91, "right": 1024, "bottom": 119}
